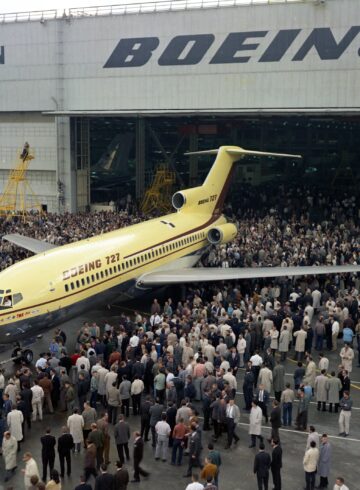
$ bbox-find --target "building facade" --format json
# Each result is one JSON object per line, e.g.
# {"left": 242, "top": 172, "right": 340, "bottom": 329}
{"left": 0, "top": 0, "right": 359, "bottom": 211}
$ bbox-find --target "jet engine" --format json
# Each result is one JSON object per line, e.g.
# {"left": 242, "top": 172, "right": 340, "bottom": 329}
{"left": 207, "top": 223, "right": 238, "bottom": 245}
{"left": 172, "top": 187, "right": 202, "bottom": 210}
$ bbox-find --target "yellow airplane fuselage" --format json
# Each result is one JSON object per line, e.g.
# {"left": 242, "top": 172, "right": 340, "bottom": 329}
{"left": 0, "top": 209, "right": 226, "bottom": 343}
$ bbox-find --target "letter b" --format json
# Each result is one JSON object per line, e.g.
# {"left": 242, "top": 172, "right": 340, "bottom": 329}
{"left": 104, "top": 37, "right": 159, "bottom": 68}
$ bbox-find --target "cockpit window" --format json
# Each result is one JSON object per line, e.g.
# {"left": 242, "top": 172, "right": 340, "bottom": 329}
{"left": 0, "top": 292, "right": 23, "bottom": 309}
{"left": 13, "top": 293, "right": 23, "bottom": 305}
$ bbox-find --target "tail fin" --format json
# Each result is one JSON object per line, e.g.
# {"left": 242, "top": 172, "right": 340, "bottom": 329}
{"left": 184, "top": 146, "right": 301, "bottom": 216}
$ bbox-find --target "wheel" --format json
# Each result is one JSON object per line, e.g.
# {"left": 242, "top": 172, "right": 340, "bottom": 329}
{"left": 22, "top": 349, "right": 33, "bottom": 364}
{"left": 11, "top": 346, "right": 22, "bottom": 361}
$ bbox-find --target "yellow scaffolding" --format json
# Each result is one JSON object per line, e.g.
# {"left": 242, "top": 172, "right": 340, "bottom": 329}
{"left": 141, "top": 165, "right": 176, "bottom": 215}
{"left": 0, "top": 143, "right": 43, "bottom": 220}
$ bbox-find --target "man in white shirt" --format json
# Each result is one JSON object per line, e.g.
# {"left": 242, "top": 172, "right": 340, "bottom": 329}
{"left": 318, "top": 354, "right": 329, "bottom": 372}
{"left": 31, "top": 380, "right": 44, "bottom": 421}
{"left": 35, "top": 354, "right": 48, "bottom": 370}
{"left": 250, "top": 351, "right": 263, "bottom": 386}
{"left": 155, "top": 413, "right": 171, "bottom": 462}
{"left": 76, "top": 351, "right": 90, "bottom": 372}
{"left": 129, "top": 334, "right": 140, "bottom": 348}
{"left": 185, "top": 473, "right": 204, "bottom": 490}
{"left": 333, "top": 476, "right": 349, "bottom": 490}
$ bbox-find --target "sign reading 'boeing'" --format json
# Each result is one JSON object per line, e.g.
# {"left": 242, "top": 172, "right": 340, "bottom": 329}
{"left": 104, "top": 27, "right": 360, "bottom": 68}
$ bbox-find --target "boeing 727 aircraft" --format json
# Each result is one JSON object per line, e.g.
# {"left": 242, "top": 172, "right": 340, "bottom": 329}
{"left": 1, "top": 146, "right": 359, "bottom": 361}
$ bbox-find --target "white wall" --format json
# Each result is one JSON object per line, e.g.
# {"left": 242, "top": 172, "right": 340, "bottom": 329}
{"left": 0, "top": 0, "right": 358, "bottom": 112}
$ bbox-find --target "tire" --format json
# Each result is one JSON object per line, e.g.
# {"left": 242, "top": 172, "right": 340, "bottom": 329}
{"left": 11, "top": 347, "right": 22, "bottom": 361}
{"left": 22, "top": 349, "right": 33, "bottom": 364}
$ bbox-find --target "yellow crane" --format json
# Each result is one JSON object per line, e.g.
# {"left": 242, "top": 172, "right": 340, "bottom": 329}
{"left": 141, "top": 164, "right": 176, "bottom": 215}
{"left": 0, "top": 142, "right": 43, "bottom": 220}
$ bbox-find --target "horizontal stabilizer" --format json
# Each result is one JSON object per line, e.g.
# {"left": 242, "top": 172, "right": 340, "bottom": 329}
{"left": 2, "top": 234, "right": 57, "bottom": 254}
{"left": 184, "top": 149, "right": 219, "bottom": 156}
{"left": 138, "top": 265, "right": 360, "bottom": 286}
{"left": 184, "top": 147, "right": 302, "bottom": 159}
{"left": 226, "top": 148, "right": 302, "bottom": 159}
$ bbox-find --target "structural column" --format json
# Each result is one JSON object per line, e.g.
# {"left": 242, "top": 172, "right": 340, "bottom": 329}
{"left": 135, "top": 118, "right": 145, "bottom": 199}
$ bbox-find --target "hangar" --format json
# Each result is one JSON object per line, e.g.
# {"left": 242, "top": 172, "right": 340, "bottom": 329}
{"left": 0, "top": 0, "right": 359, "bottom": 212}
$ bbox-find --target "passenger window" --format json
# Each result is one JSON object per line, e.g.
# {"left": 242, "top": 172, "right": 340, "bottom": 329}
{"left": 71, "top": 283, "right": 75, "bottom": 290}
{"left": 81, "top": 278, "right": 85, "bottom": 286}
{"left": 76, "top": 280, "right": 80, "bottom": 288}
{"left": 91, "top": 274, "right": 95, "bottom": 282}
{"left": 86, "top": 277, "right": 90, "bottom": 285}
{"left": 65, "top": 285, "right": 69, "bottom": 293}
{"left": 105, "top": 270, "right": 108, "bottom": 277}
{"left": 96, "top": 273, "right": 99, "bottom": 280}
{"left": 100, "top": 271, "right": 104, "bottom": 278}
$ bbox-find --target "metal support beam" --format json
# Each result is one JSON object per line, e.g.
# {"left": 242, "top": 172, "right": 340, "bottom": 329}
{"left": 188, "top": 132, "right": 199, "bottom": 186}
{"left": 135, "top": 118, "right": 145, "bottom": 199}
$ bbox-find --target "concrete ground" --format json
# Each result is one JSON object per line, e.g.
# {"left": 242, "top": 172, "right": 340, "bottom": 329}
{"left": 0, "top": 304, "right": 359, "bottom": 490}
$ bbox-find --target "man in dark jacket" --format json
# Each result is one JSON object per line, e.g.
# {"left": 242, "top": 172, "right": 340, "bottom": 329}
{"left": 114, "top": 415, "right": 131, "bottom": 464}
{"left": 140, "top": 396, "right": 152, "bottom": 441}
{"left": 271, "top": 438, "right": 282, "bottom": 490}
{"left": 58, "top": 425, "right": 74, "bottom": 477}
{"left": 40, "top": 427, "right": 56, "bottom": 482}
{"left": 243, "top": 367, "right": 254, "bottom": 412}
{"left": 166, "top": 401, "right": 177, "bottom": 447}
{"left": 149, "top": 399, "right": 164, "bottom": 447}
{"left": 184, "top": 423, "right": 202, "bottom": 477}
{"left": 113, "top": 460, "right": 129, "bottom": 490}
{"left": 50, "top": 368, "right": 61, "bottom": 410}
{"left": 132, "top": 431, "right": 150, "bottom": 482}
{"left": 269, "top": 400, "right": 282, "bottom": 442}
{"left": 95, "top": 463, "right": 114, "bottom": 490}
{"left": 253, "top": 442, "right": 271, "bottom": 490}
{"left": 20, "top": 382, "right": 33, "bottom": 429}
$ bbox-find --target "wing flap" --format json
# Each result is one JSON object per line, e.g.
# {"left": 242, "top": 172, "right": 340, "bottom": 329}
{"left": 138, "top": 265, "right": 360, "bottom": 286}
{"left": 2, "top": 234, "right": 57, "bottom": 254}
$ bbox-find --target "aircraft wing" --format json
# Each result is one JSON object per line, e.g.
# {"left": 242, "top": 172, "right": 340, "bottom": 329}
{"left": 2, "top": 234, "right": 57, "bottom": 254}
{"left": 138, "top": 265, "right": 360, "bottom": 286}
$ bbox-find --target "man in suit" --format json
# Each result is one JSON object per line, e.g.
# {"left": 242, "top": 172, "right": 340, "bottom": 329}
{"left": 95, "top": 463, "right": 114, "bottom": 490}
{"left": 58, "top": 425, "right": 74, "bottom": 478}
{"left": 50, "top": 369, "right": 61, "bottom": 410}
{"left": 114, "top": 415, "right": 131, "bottom": 465}
{"left": 149, "top": 398, "right": 164, "bottom": 447}
{"left": 184, "top": 423, "right": 202, "bottom": 477}
{"left": 271, "top": 438, "right": 282, "bottom": 490}
{"left": 74, "top": 474, "right": 92, "bottom": 490}
{"left": 166, "top": 401, "right": 177, "bottom": 447}
{"left": 255, "top": 384, "right": 270, "bottom": 423}
{"left": 40, "top": 427, "right": 56, "bottom": 482}
{"left": 113, "top": 460, "right": 129, "bottom": 490}
{"left": 225, "top": 398, "right": 240, "bottom": 449}
{"left": 253, "top": 442, "right": 271, "bottom": 490}
{"left": 132, "top": 431, "right": 150, "bottom": 482}
{"left": 140, "top": 396, "right": 152, "bottom": 442}
{"left": 269, "top": 400, "right": 282, "bottom": 443}
{"left": 243, "top": 367, "right": 254, "bottom": 412}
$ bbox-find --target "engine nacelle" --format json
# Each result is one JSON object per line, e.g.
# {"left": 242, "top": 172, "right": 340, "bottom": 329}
{"left": 172, "top": 186, "right": 202, "bottom": 211}
{"left": 207, "top": 223, "right": 238, "bottom": 245}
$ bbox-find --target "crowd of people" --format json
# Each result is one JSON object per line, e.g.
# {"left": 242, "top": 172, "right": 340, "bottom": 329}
{"left": 0, "top": 211, "right": 145, "bottom": 271}
{"left": 0, "top": 276, "right": 358, "bottom": 490}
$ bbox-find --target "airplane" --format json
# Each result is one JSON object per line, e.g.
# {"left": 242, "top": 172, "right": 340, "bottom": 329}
{"left": 1, "top": 145, "right": 359, "bottom": 363}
